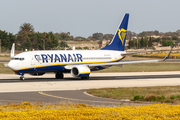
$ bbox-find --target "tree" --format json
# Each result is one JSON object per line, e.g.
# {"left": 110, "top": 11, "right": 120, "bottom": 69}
{"left": 154, "top": 30, "right": 159, "bottom": 36}
{"left": 45, "top": 32, "right": 59, "bottom": 50}
{"left": 148, "top": 36, "right": 152, "bottom": 47}
{"left": 24, "top": 39, "right": 32, "bottom": 50}
{"left": 59, "top": 41, "right": 68, "bottom": 48}
{"left": 162, "top": 40, "right": 174, "bottom": 46}
{"left": 0, "top": 31, "right": 9, "bottom": 50}
{"left": 74, "top": 36, "right": 85, "bottom": 40}
{"left": 59, "top": 32, "right": 73, "bottom": 40}
{"left": 54, "top": 33, "right": 62, "bottom": 40}
{"left": 172, "top": 36, "right": 178, "bottom": 40}
{"left": 128, "top": 40, "right": 135, "bottom": 49}
{"left": 92, "top": 33, "right": 103, "bottom": 40}
{"left": 0, "top": 30, "right": 16, "bottom": 51}
{"left": 140, "top": 37, "right": 144, "bottom": 48}
{"left": 18, "top": 23, "right": 34, "bottom": 34}
{"left": 16, "top": 23, "right": 35, "bottom": 49}
{"left": 103, "top": 34, "right": 113, "bottom": 40}
{"left": 176, "top": 30, "right": 180, "bottom": 36}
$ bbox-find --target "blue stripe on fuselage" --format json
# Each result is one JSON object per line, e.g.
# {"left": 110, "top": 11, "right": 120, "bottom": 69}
{"left": 17, "top": 65, "right": 66, "bottom": 73}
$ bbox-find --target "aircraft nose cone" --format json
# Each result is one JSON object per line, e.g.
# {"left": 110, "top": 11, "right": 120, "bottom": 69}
{"left": 8, "top": 61, "right": 16, "bottom": 70}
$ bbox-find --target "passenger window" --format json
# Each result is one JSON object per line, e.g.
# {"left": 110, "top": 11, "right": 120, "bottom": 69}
{"left": 20, "top": 58, "right": 25, "bottom": 61}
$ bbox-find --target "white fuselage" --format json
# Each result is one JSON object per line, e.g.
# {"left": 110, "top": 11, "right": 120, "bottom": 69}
{"left": 8, "top": 50, "right": 126, "bottom": 74}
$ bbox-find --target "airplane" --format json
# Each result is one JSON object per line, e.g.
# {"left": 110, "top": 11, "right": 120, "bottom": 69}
{"left": 8, "top": 13, "right": 172, "bottom": 80}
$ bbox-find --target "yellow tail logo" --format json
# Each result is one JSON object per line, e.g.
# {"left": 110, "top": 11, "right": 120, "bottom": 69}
{"left": 118, "top": 28, "right": 127, "bottom": 45}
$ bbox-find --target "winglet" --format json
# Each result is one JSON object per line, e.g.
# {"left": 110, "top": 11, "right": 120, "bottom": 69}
{"left": 160, "top": 46, "right": 173, "bottom": 61}
{"left": 10, "top": 43, "right": 15, "bottom": 58}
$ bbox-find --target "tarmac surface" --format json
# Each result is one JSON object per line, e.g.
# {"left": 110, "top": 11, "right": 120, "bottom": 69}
{"left": 0, "top": 72, "right": 180, "bottom": 105}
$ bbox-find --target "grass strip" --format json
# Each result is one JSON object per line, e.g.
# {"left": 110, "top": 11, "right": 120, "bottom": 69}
{"left": 87, "top": 86, "right": 180, "bottom": 103}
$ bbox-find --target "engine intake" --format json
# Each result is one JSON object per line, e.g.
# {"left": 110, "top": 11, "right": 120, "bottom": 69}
{"left": 71, "top": 66, "right": 90, "bottom": 77}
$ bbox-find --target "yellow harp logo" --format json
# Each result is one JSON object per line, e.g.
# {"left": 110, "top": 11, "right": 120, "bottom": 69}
{"left": 118, "top": 28, "right": 127, "bottom": 45}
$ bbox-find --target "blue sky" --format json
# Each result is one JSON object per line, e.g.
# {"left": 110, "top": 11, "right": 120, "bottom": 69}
{"left": 1, "top": 0, "right": 180, "bottom": 37}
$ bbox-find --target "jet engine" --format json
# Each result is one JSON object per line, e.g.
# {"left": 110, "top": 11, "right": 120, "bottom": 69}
{"left": 71, "top": 65, "right": 90, "bottom": 78}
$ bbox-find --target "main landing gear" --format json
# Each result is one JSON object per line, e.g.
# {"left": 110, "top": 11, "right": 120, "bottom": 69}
{"left": 20, "top": 75, "right": 25, "bottom": 80}
{"left": 55, "top": 72, "right": 64, "bottom": 79}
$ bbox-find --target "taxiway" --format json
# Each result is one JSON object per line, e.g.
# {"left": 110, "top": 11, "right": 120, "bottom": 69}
{"left": 0, "top": 72, "right": 180, "bottom": 105}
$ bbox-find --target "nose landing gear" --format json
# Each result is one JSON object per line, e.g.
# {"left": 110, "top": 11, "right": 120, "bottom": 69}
{"left": 20, "top": 75, "right": 25, "bottom": 80}
{"left": 17, "top": 72, "right": 25, "bottom": 80}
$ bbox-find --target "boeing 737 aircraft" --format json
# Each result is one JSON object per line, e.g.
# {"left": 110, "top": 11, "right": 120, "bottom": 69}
{"left": 8, "top": 13, "right": 172, "bottom": 80}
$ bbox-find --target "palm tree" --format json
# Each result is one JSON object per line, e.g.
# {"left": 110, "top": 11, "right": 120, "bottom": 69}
{"left": 18, "top": 23, "right": 34, "bottom": 35}
{"left": 16, "top": 23, "right": 34, "bottom": 49}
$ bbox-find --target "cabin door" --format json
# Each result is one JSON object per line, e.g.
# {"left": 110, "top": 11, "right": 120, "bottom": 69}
{"left": 30, "top": 54, "right": 35, "bottom": 66}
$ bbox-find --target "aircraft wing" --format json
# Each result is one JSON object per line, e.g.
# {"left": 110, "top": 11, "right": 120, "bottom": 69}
{"left": 122, "top": 50, "right": 160, "bottom": 56}
{"left": 88, "top": 46, "right": 173, "bottom": 67}
{"left": 65, "top": 46, "right": 173, "bottom": 69}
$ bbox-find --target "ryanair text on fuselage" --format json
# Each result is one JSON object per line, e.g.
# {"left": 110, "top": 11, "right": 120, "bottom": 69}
{"left": 34, "top": 54, "right": 83, "bottom": 63}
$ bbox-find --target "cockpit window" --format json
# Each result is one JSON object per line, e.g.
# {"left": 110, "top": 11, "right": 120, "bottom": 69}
{"left": 12, "top": 58, "right": 25, "bottom": 61}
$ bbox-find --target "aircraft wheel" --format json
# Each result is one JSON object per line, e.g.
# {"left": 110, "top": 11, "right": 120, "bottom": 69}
{"left": 59, "top": 73, "right": 64, "bottom": 79}
{"left": 20, "top": 76, "right": 25, "bottom": 81}
{"left": 55, "top": 72, "right": 64, "bottom": 79}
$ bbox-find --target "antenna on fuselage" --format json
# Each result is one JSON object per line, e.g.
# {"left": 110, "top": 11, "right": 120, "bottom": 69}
{"left": 10, "top": 43, "right": 15, "bottom": 58}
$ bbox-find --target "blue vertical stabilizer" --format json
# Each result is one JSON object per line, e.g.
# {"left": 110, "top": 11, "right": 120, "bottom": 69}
{"left": 101, "top": 13, "right": 129, "bottom": 51}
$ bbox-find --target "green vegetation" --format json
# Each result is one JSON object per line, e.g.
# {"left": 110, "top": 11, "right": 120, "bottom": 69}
{"left": 1, "top": 22, "right": 180, "bottom": 52}
{"left": 0, "top": 30, "right": 16, "bottom": 52}
{"left": 162, "top": 40, "right": 175, "bottom": 46}
{"left": 87, "top": 86, "right": 180, "bottom": 103}
{"left": 83, "top": 46, "right": 89, "bottom": 50}
{"left": 16, "top": 23, "right": 59, "bottom": 50}
{"left": 75, "top": 47, "right": 82, "bottom": 50}
{"left": 59, "top": 41, "right": 69, "bottom": 48}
